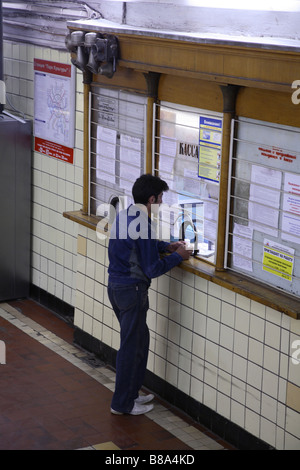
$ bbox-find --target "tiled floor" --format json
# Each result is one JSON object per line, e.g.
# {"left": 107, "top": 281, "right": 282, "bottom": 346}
{"left": 0, "top": 299, "right": 235, "bottom": 451}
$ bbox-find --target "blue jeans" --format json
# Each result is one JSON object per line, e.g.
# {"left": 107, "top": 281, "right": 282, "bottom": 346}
{"left": 108, "top": 282, "right": 150, "bottom": 413}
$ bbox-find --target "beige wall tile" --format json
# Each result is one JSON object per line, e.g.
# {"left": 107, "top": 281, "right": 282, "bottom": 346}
{"left": 287, "top": 382, "right": 300, "bottom": 413}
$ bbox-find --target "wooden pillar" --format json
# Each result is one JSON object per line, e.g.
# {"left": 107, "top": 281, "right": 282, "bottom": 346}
{"left": 215, "top": 85, "right": 239, "bottom": 271}
{"left": 82, "top": 70, "right": 92, "bottom": 215}
{"left": 143, "top": 72, "right": 160, "bottom": 174}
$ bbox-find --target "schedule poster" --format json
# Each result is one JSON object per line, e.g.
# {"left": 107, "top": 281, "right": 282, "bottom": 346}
{"left": 34, "top": 59, "right": 75, "bottom": 164}
{"left": 198, "top": 116, "right": 222, "bottom": 183}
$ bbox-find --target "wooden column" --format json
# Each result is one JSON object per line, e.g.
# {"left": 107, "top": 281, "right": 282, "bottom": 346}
{"left": 143, "top": 72, "right": 160, "bottom": 174}
{"left": 82, "top": 70, "right": 92, "bottom": 215}
{"left": 215, "top": 85, "right": 239, "bottom": 271}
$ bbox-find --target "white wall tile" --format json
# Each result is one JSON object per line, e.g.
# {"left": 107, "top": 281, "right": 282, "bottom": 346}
{"left": 207, "top": 296, "right": 221, "bottom": 321}
{"left": 265, "top": 322, "right": 281, "bottom": 349}
{"left": 221, "top": 301, "right": 235, "bottom": 328}
{"left": 231, "top": 400, "right": 245, "bottom": 428}
{"left": 203, "top": 384, "right": 217, "bottom": 410}
{"left": 245, "top": 409, "right": 260, "bottom": 437}
{"left": 190, "top": 376, "right": 203, "bottom": 403}
{"left": 246, "top": 384, "right": 261, "bottom": 413}
{"left": 218, "top": 369, "right": 232, "bottom": 396}
{"left": 263, "top": 345, "right": 280, "bottom": 375}
{"left": 235, "top": 308, "right": 250, "bottom": 335}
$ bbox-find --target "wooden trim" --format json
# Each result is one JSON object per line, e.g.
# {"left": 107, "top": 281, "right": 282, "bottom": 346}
{"left": 82, "top": 79, "right": 91, "bottom": 215}
{"left": 216, "top": 111, "right": 231, "bottom": 271}
{"left": 68, "top": 25, "right": 300, "bottom": 92}
{"left": 158, "top": 75, "right": 223, "bottom": 112}
{"left": 63, "top": 210, "right": 101, "bottom": 231}
{"left": 93, "top": 65, "right": 148, "bottom": 94}
{"left": 117, "top": 34, "right": 300, "bottom": 92}
{"left": 216, "top": 85, "right": 239, "bottom": 271}
{"left": 236, "top": 87, "right": 300, "bottom": 128}
{"left": 146, "top": 96, "right": 155, "bottom": 174}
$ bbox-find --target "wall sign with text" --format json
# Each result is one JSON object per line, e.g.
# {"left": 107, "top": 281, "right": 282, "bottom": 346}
{"left": 34, "top": 59, "right": 75, "bottom": 164}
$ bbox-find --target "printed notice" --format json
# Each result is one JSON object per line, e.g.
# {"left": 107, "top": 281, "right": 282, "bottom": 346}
{"left": 281, "top": 172, "right": 300, "bottom": 244}
{"left": 249, "top": 165, "right": 282, "bottom": 237}
{"left": 283, "top": 172, "right": 300, "bottom": 215}
{"left": 119, "top": 134, "right": 142, "bottom": 191}
{"left": 233, "top": 224, "right": 253, "bottom": 272}
{"left": 262, "top": 239, "right": 294, "bottom": 281}
{"left": 198, "top": 116, "right": 222, "bottom": 183}
{"left": 96, "top": 126, "right": 117, "bottom": 184}
{"left": 34, "top": 59, "right": 75, "bottom": 162}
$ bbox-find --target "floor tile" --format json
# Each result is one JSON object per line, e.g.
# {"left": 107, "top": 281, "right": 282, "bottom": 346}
{"left": 93, "top": 441, "right": 121, "bottom": 450}
{"left": 0, "top": 300, "right": 236, "bottom": 451}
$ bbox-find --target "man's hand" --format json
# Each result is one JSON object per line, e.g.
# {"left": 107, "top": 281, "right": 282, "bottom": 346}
{"left": 167, "top": 241, "right": 193, "bottom": 260}
{"left": 175, "top": 243, "right": 193, "bottom": 260}
{"left": 167, "top": 241, "right": 185, "bottom": 253}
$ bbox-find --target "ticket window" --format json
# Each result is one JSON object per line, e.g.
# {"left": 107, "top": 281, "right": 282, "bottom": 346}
{"left": 153, "top": 102, "right": 223, "bottom": 264}
{"left": 227, "top": 117, "right": 300, "bottom": 296}
{"left": 89, "top": 86, "right": 147, "bottom": 217}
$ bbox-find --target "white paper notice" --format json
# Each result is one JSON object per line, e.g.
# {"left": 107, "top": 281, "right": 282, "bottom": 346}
{"left": 161, "top": 179, "right": 178, "bottom": 206}
{"left": 119, "top": 134, "right": 142, "bottom": 191}
{"left": 232, "top": 224, "right": 253, "bottom": 272}
{"left": 120, "top": 163, "right": 141, "bottom": 191}
{"left": 203, "top": 199, "right": 218, "bottom": 242}
{"left": 97, "top": 126, "right": 117, "bottom": 144}
{"left": 249, "top": 165, "right": 282, "bottom": 237}
{"left": 281, "top": 173, "right": 300, "bottom": 244}
{"left": 283, "top": 173, "right": 300, "bottom": 216}
{"left": 281, "top": 213, "right": 300, "bottom": 244}
{"left": 248, "top": 201, "right": 279, "bottom": 237}
{"left": 96, "top": 126, "right": 117, "bottom": 184}
{"left": 120, "top": 134, "right": 141, "bottom": 167}
{"left": 183, "top": 168, "right": 200, "bottom": 194}
{"left": 160, "top": 136, "right": 177, "bottom": 158}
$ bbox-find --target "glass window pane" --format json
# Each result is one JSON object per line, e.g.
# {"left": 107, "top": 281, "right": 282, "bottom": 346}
{"left": 227, "top": 117, "right": 300, "bottom": 297}
{"left": 154, "top": 102, "right": 223, "bottom": 264}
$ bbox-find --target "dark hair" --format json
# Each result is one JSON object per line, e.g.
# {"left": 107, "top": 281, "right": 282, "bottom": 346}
{"left": 132, "top": 174, "right": 169, "bottom": 205}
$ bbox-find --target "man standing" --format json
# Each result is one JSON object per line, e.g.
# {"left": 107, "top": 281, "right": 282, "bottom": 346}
{"left": 107, "top": 174, "right": 192, "bottom": 415}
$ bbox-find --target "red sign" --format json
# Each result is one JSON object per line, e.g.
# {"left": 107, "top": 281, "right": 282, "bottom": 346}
{"left": 34, "top": 59, "right": 72, "bottom": 78}
{"left": 35, "top": 137, "right": 74, "bottom": 164}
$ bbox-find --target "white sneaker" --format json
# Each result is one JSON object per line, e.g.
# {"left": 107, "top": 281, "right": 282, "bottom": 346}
{"left": 135, "top": 394, "right": 154, "bottom": 405}
{"left": 130, "top": 402, "right": 154, "bottom": 415}
{"left": 111, "top": 402, "right": 154, "bottom": 416}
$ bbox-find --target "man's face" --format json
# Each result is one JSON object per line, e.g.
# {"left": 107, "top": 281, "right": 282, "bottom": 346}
{"left": 156, "top": 192, "right": 163, "bottom": 205}
{"left": 148, "top": 192, "right": 163, "bottom": 216}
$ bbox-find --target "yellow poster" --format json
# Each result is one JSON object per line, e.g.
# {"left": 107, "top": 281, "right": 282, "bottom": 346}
{"left": 262, "top": 240, "right": 294, "bottom": 281}
{"left": 198, "top": 116, "right": 222, "bottom": 183}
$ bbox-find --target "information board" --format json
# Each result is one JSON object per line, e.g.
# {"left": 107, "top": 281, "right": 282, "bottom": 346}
{"left": 34, "top": 59, "right": 75, "bottom": 164}
{"left": 228, "top": 117, "right": 300, "bottom": 296}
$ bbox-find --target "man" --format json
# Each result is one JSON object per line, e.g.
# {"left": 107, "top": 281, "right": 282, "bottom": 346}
{"left": 107, "top": 174, "right": 192, "bottom": 415}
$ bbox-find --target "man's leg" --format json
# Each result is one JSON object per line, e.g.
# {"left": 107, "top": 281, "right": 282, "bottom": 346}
{"left": 133, "top": 283, "right": 150, "bottom": 399}
{"left": 108, "top": 283, "right": 150, "bottom": 414}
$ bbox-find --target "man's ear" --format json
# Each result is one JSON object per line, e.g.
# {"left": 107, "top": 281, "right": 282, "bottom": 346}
{"left": 148, "top": 195, "right": 156, "bottom": 205}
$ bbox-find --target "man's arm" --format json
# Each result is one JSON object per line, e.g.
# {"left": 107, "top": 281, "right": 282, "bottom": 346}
{"left": 138, "top": 239, "right": 192, "bottom": 280}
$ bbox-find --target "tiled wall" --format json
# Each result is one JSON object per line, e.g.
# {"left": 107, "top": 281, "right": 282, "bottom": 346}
{"left": 74, "top": 227, "right": 300, "bottom": 450}
{"left": 3, "top": 41, "right": 83, "bottom": 307}
{"left": 3, "top": 39, "right": 300, "bottom": 450}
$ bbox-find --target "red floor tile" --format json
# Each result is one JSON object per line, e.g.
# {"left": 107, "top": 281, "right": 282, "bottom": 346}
{"left": 0, "top": 300, "right": 236, "bottom": 451}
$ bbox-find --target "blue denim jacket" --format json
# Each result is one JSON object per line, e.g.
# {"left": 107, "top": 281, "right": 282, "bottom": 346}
{"left": 108, "top": 205, "right": 183, "bottom": 286}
